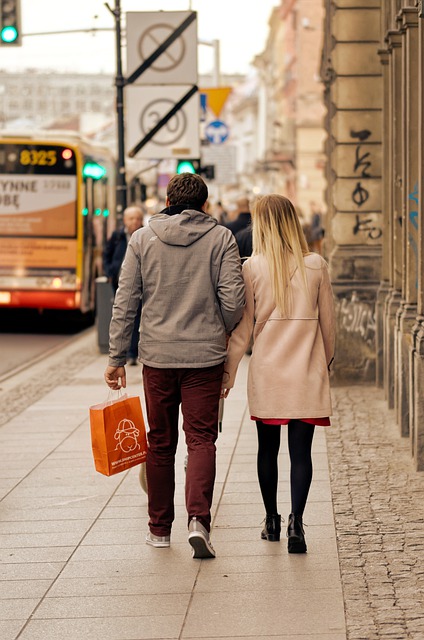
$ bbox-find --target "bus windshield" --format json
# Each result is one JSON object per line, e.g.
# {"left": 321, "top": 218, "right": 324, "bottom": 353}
{"left": 0, "top": 142, "right": 78, "bottom": 238}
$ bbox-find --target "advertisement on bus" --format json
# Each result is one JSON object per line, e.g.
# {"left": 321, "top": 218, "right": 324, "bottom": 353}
{"left": 0, "top": 143, "right": 78, "bottom": 272}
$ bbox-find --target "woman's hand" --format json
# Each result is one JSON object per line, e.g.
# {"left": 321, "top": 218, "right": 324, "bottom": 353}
{"left": 104, "top": 365, "right": 126, "bottom": 390}
{"left": 221, "top": 387, "right": 230, "bottom": 399}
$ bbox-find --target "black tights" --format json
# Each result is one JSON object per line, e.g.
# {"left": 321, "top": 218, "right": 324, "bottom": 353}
{"left": 256, "top": 420, "right": 315, "bottom": 516}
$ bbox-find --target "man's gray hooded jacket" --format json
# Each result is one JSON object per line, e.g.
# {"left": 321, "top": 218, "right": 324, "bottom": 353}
{"left": 108, "top": 208, "right": 245, "bottom": 368}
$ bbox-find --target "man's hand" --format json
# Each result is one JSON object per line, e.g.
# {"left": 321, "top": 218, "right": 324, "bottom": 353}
{"left": 221, "top": 387, "right": 230, "bottom": 399}
{"left": 104, "top": 365, "right": 126, "bottom": 390}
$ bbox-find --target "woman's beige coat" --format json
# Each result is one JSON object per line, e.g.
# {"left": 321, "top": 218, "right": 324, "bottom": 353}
{"left": 223, "top": 252, "right": 336, "bottom": 419}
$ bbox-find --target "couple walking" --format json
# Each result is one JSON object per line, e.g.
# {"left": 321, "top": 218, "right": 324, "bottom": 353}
{"left": 105, "top": 173, "right": 335, "bottom": 558}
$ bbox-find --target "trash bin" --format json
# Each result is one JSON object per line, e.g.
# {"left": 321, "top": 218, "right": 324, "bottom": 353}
{"left": 96, "top": 276, "right": 114, "bottom": 354}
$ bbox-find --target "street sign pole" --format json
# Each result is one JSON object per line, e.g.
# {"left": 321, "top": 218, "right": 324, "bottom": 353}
{"left": 106, "top": 0, "right": 127, "bottom": 220}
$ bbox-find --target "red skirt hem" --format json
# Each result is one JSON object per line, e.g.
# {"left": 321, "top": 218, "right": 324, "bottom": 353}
{"left": 251, "top": 416, "right": 331, "bottom": 426}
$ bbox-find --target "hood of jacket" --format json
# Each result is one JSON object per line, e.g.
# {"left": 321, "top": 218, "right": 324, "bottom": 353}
{"left": 149, "top": 209, "right": 217, "bottom": 247}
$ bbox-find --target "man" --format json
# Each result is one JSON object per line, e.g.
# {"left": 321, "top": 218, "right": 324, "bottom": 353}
{"left": 224, "top": 195, "right": 251, "bottom": 235}
{"left": 103, "top": 205, "right": 144, "bottom": 365}
{"left": 235, "top": 225, "right": 253, "bottom": 263}
{"left": 104, "top": 173, "right": 245, "bottom": 559}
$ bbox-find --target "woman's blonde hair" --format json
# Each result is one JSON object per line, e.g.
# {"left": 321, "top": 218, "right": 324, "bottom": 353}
{"left": 252, "top": 194, "right": 310, "bottom": 317}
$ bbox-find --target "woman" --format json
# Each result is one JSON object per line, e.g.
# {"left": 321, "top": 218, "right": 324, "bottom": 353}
{"left": 222, "top": 194, "right": 335, "bottom": 553}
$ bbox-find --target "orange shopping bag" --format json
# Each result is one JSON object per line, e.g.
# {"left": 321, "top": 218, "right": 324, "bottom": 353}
{"left": 89, "top": 394, "right": 148, "bottom": 476}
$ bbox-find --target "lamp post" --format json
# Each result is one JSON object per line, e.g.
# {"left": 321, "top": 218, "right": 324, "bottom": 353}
{"left": 105, "top": 0, "right": 127, "bottom": 221}
{"left": 198, "top": 38, "right": 221, "bottom": 87}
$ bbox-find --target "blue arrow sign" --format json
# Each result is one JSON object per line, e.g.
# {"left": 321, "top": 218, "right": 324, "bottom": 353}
{"left": 205, "top": 120, "right": 229, "bottom": 144}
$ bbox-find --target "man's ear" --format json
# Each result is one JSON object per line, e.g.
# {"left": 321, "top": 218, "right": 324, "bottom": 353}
{"left": 165, "top": 197, "right": 170, "bottom": 206}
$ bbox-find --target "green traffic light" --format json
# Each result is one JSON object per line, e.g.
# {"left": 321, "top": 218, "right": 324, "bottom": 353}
{"left": 83, "top": 161, "right": 107, "bottom": 181}
{"left": 176, "top": 161, "right": 196, "bottom": 175}
{"left": 1, "top": 25, "right": 18, "bottom": 43}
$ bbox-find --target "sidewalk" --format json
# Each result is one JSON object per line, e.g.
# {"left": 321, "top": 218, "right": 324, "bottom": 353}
{"left": 0, "top": 332, "right": 346, "bottom": 640}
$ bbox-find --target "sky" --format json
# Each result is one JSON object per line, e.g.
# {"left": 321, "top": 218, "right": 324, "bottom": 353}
{"left": 1, "top": 0, "right": 279, "bottom": 76}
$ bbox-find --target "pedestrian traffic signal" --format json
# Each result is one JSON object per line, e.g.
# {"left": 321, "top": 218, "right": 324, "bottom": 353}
{"left": 175, "top": 160, "right": 215, "bottom": 180}
{"left": 176, "top": 159, "right": 201, "bottom": 175}
{"left": 82, "top": 161, "right": 107, "bottom": 181}
{"left": 0, "top": 0, "right": 21, "bottom": 46}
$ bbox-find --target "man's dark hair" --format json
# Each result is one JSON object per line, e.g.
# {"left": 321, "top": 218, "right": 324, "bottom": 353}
{"left": 167, "top": 173, "right": 208, "bottom": 208}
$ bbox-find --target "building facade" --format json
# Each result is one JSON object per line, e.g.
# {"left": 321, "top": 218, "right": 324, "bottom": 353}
{"left": 0, "top": 70, "right": 114, "bottom": 129}
{"left": 322, "top": 0, "right": 424, "bottom": 469}
{"left": 246, "top": 0, "right": 326, "bottom": 213}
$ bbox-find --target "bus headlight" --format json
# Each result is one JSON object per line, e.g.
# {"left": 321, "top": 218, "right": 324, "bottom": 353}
{"left": 52, "top": 277, "right": 62, "bottom": 289}
{"left": 48, "top": 274, "right": 76, "bottom": 289}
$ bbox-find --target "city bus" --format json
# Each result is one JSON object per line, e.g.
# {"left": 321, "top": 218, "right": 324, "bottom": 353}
{"left": 0, "top": 131, "right": 115, "bottom": 316}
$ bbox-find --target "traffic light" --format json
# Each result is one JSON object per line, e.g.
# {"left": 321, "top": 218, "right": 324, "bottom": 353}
{"left": 175, "top": 159, "right": 215, "bottom": 180}
{"left": 176, "top": 159, "right": 201, "bottom": 175}
{"left": 0, "top": 0, "right": 21, "bottom": 46}
{"left": 82, "top": 161, "right": 107, "bottom": 181}
{"left": 202, "top": 165, "right": 215, "bottom": 180}
{"left": 129, "top": 177, "right": 147, "bottom": 202}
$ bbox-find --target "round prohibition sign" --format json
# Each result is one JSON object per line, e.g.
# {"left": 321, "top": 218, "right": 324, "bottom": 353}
{"left": 138, "top": 23, "right": 186, "bottom": 72}
{"left": 139, "top": 99, "right": 187, "bottom": 146}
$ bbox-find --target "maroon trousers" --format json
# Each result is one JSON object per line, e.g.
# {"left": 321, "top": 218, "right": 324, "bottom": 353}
{"left": 142, "top": 363, "right": 224, "bottom": 536}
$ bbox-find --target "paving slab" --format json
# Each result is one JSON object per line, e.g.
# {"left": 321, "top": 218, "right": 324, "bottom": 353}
{"left": 0, "top": 562, "right": 65, "bottom": 581}
{"left": 0, "top": 337, "right": 347, "bottom": 640}
{"left": 183, "top": 589, "right": 346, "bottom": 638}
{"left": 0, "top": 579, "right": 52, "bottom": 599}
{"left": 0, "top": 621, "right": 27, "bottom": 640}
{"left": 47, "top": 573, "right": 196, "bottom": 598}
{"left": 18, "top": 616, "right": 185, "bottom": 640}
{"left": 33, "top": 592, "right": 191, "bottom": 619}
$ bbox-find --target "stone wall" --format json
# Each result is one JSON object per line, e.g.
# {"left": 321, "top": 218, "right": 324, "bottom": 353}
{"left": 322, "top": 0, "right": 383, "bottom": 383}
{"left": 322, "top": 0, "right": 424, "bottom": 469}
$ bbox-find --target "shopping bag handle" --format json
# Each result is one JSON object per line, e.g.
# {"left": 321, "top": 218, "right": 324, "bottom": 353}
{"left": 106, "top": 389, "right": 123, "bottom": 402}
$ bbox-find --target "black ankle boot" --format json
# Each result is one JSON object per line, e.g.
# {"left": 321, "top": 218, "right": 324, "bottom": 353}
{"left": 287, "top": 513, "right": 307, "bottom": 553}
{"left": 261, "top": 514, "right": 281, "bottom": 541}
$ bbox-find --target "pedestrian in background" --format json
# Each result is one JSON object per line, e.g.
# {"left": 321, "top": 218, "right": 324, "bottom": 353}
{"left": 222, "top": 194, "right": 335, "bottom": 553}
{"left": 307, "top": 202, "right": 325, "bottom": 255}
{"left": 213, "top": 200, "right": 229, "bottom": 225}
{"left": 235, "top": 225, "right": 253, "bottom": 263}
{"left": 300, "top": 201, "right": 325, "bottom": 255}
{"left": 234, "top": 224, "right": 253, "bottom": 355}
{"left": 224, "top": 195, "right": 251, "bottom": 235}
{"left": 225, "top": 195, "right": 252, "bottom": 264}
{"left": 103, "top": 205, "right": 144, "bottom": 365}
{"left": 104, "top": 173, "right": 245, "bottom": 559}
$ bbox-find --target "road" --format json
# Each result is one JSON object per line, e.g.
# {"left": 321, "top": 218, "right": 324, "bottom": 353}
{"left": 0, "top": 309, "right": 93, "bottom": 381}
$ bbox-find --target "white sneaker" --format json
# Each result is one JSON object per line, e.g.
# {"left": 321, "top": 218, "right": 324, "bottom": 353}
{"left": 188, "top": 517, "right": 216, "bottom": 558}
{"left": 145, "top": 532, "right": 170, "bottom": 548}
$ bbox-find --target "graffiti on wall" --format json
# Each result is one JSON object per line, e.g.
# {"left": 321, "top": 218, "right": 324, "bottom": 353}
{"left": 349, "top": 128, "right": 382, "bottom": 240}
{"left": 350, "top": 128, "right": 371, "bottom": 208}
{"left": 336, "top": 291, "right": 376, "bottom": 347}
{"left": 352, "top": 214, "right": 382, "bottom": 240}
{"left": 408, "top": 182, "right": 418, "bottom": 290}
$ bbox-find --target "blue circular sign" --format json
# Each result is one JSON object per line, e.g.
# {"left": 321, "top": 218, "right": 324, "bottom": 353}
{"left": 205, "top": 120, "right": 229, "bottom": 144}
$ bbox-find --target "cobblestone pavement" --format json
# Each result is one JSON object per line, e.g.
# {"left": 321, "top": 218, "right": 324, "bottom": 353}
{"left": 328, "top": 386, "right": 424, "bottom": 640}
